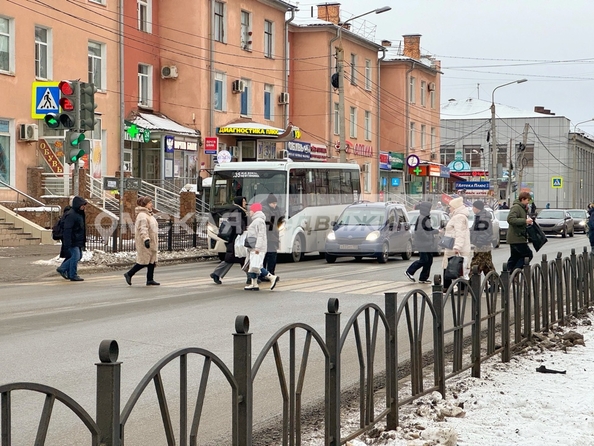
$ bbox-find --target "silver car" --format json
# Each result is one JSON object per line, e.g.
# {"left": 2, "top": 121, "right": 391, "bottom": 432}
{"left": 467, "top": 207, "right": 501, "bottom": 248}
{"left": 536, "top": 209, "right": 575, "bottom": 237}
{"left": 494, "top": 209, "right": 510, "bottom": 242}
{"left": 567, "top": 209, "right": 588, "bottom": 234}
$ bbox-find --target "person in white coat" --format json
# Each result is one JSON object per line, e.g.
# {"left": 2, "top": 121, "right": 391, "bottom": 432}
{"left": 442, "top": 197, "right": 472, "bottom": 290}
{"left": 244, "top": 202, "right": 279, "bottom": 291}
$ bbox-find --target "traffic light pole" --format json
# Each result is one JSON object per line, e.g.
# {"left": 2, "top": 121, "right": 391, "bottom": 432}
{"left": 73, "top": 163, "right": 79, "bottom": 195}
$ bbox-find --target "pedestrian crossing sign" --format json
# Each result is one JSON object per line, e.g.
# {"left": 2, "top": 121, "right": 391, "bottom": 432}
{"left": 551, "top": 177, "right": 563, "bottom": 189}
{"left": 31, "top": 81, "right": 60, "bottom": 119}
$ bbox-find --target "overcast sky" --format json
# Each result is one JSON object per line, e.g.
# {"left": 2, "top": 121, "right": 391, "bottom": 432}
{"left": 293, "top": 1, "right": 594, "bottom": 131}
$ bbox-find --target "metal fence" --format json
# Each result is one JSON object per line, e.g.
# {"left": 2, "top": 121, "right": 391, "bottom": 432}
{"left": 1, "top": 247, "right": 592, "bottom": 445}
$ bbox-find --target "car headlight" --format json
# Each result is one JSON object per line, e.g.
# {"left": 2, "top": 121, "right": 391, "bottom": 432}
{"left": 555, "top": 221, "right": 564, "bottom": 227}
{"left": 580, "top": 220, "right": 586, "bottom": 226}
{"left": 326, "top": 231, "right": 336, "bottom": 241}
{"left": 366, "top": 230, "right": 380, "bottom": 241}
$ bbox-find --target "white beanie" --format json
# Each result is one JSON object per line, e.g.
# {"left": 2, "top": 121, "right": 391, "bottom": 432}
{"left": 449, "top": 197, "right": 464, "bottom": 209}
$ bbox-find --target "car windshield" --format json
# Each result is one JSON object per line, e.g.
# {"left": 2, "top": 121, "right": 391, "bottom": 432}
{"left": 494, "top": 210, "right": 509, "bottom": 221}
{"left": 337, "top": 208, "right": 386, "bottom": 226}
{"left": 538, "top": 210, "right": 565, "bottom": 219}
{"left": 568, "top": 210, "right": 586, "bottom": 218}
{"left": 410, "top": 213, "right": 440, "bottom": 228}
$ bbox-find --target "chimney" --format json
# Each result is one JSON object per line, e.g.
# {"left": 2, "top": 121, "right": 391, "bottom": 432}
{"left": 534, "top": 106, "right": 555, "bottom": 116}
{"left": 402, "top": 34, "right": 422, "bottom": 60}
{"left": 381, "top": 40, "right": 392, "bottom": 47}
{"left": 317, "top": 2, "right": 341, "bottom": 25}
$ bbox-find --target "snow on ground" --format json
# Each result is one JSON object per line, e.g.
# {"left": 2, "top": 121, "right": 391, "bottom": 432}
{"left": 345, "top": 313, "right": 594, "bottom": 446}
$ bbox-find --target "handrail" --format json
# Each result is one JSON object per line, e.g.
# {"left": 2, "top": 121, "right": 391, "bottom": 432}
{"left": 0, "top": 178, "right": 61, "bottom": 227}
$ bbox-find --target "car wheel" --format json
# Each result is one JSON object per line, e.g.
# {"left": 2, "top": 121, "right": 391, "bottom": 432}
{"left": 354, "top": 256, "right": 363, "bottom": 262}
{"left": 291, "top": 234, "right": 305, "bottom": 262}
{"left": 325, "top": 253, "right": 337, "bottom": 263}
{"left": 401, "top": 241, "right": 413, "bottom": 260}
{"left": 377, "top": 243, "right": 389, "bottom": 264}
{"left": 562, "top": 226, "right": 567, "bottom": 238}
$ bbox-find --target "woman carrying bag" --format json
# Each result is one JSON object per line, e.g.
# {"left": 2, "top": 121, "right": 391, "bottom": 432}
{"left": 124, "top": 196, "right": 160, "bottom": 286}
{"left": 441, "top": 197, "right": 472, "bottom": 290}
{"left": 244, "top": 203, "right": 279, "bottom": 291}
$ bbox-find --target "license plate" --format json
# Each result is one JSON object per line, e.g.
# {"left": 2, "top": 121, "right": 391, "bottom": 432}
{"left": 339, "top": 244, "right": 358, "bottom": 250}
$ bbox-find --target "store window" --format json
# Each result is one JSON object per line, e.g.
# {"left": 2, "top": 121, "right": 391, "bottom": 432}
{"left": 0, "top": 119, "right": 11, "bottom": 184}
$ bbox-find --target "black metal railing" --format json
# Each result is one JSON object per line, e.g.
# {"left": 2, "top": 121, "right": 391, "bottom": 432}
{"left": 1, "top": 247, "right": 593, "bottom": 445}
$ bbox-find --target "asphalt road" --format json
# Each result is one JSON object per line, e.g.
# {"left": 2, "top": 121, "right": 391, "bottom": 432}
{"left": 0, "top": 234, "right": 589, "bottom": 445}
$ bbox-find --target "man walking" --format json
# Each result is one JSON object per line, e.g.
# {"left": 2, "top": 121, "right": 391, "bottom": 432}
{"left": 506, "top": 191, "right": 533, "bottom": 272}
{"left": 56, "top": 196, "right": 87, "bottom": 281}
{"left": 405, "top": 201, "right": 438, "bottom": 284}
{"left": 470, "top": 200, "right": 495, "bottom": 275}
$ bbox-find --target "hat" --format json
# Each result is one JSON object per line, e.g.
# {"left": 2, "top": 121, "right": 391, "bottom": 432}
{"left": 472, "top": 200, "right": 485, "bottom": 210}
{"left": 137, "top": 196, "right": 152, "bottom": 207}
{"left": 250, "top": 203, "right": 262, "bottom": 213}
{"left": 266, "top": 193, "right": 278, "bottom": 204}
{"left": 449, "top": 197, "right": 464, "bottom": 210}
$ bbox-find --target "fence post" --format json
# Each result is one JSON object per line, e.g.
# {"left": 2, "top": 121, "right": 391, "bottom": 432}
{"left": 431, "top": 274, "right": 445, "bottom": 398}
{"left": 500, "top": 264, "right": 511, "bottom": 362}
{"left": 96, "top": 340, "right": 121, "bottom": 446}
{"left": 589, "top": 250, "right": 594, "bottom": 307}
{"left": 325, "top": 298, "right": 341, "bottom": 446}
{"left": 540, "top": 254, "right": 549, "bottom": 331}
{"left": 384, "top": 292, "right": 398, "bottom": 431}
{"left": 469, "top": 266, "right": 481, "bottom": 378}
{"left": 522, "top": 258, "right": 532, "bottom": 340}
{"left": 192, "top": 219, "right": 198, "bottom": 248}
{"left": 167, "top": 218, "right": 174, "bottom": 252}
{"left": 581, "top": 247, "right": 589, "bottom": 310}
{"left": 555, "top": 252, "right": 564, "bottom": 324}
{"left": 570, "top": 248, "right": 578, "bottom": 316}
{"left": 112, "top": 222, "right": 119, "bottom": 253}
{"left": 233, "top": 316, "right": 252, "bottom": 446}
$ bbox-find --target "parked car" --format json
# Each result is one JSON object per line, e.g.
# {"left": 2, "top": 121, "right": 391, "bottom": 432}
{"left": 494, "top": 209, "right": 510, "bottom": 242}
{"left": 467, "top": 207, "right": 501, "bottom": 248}
{"left": 535, "top": 209, "right": 574, "bottom": 237}
{"left": 567, "top": 209, "right": 588, "bottom": 234}
{"left": 324, "top": 202, "right": 413, "bottom": 263}
{"left": 407, "top": 209, "right": 449, "bottom": 254}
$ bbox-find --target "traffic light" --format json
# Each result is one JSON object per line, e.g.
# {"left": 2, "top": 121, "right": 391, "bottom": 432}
{"left": 79, "top": 82, "right": 98, "bottom": 131}
{"left": 65, "top": 130, "right": 86, "bottom": 164}
{"left": 512, "top": 182, "right": 518, "bottom": 192}
{"left": 44, "top": 113, "right": 61, "bottom": 129}
{"left": 58, "top": 80, "right": 80, "bottom": 129}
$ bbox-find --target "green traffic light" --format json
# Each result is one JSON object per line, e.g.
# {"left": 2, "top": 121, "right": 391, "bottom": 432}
{"left": 44, "top": 114, "right": 60, "bottom": 129}
{"left": 69, "top": 149, "right": 86, "bottom": 163}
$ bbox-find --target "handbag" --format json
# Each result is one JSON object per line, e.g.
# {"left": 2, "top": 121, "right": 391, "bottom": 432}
{"left": 244, "top": 236, "right": 257, "bottom": 249}
{"left": 526, "top": 222, "right": 548, "bottom": 252}
{"left": 444, "top": 256, "right": 464, "bottom": 281}
{"left": 438, "top": 235, "right": 455, "bottom": 250}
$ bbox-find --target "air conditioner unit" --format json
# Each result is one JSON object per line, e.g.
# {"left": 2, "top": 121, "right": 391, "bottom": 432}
{"left": 428, "top": 82, "right": 436, "bottom": 91}
{"left": 278, "top": 92, "right": 290, "bottom": 105}
{"left": 276, "top": 149, "right": 288, "bottom": 159}
{"left": 19, "top": 123, "right": 39, "bottom": 141}
{"left": 232, "top": 80, "right": 245, "bottom": 93}
{"left": 161, "top": 65, "right": 178, "bottom": 79}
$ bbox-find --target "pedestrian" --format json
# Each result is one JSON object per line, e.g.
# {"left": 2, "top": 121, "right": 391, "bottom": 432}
{"left": 587, "top": 203, "right": 594, "bottom": 250}
{"left": 123, "top": 196, "right": 160, "bottom": 286}
{"left": 529, "top": 201, "right": 537, "bottom": 218}
{"left": 470, "top": 200, "right": 495, "bottom": 275}
{"left": 210, "top": 196, "right": 248, "bottom": 285}
{"left": 244, "top": 202, "right": 279, "bottom": 291}
{"left": 259, "top": 193, "right": 283, "bottom": 282}
{"left": 56, "top": 196, "right": 87, "bottom": 281}
{"left": 499, "top": 202, "right": 509, "bottom": 210}
{"left": 545, "top": 203, "right": 551, "bottom": 209}
{"left": 435, "top": 201, "right": 444, "bottom": 211}
{"left": 506, "top": 191, "right": 534, "bottom": 272}
{"left": 405, "top": 201, "right": 439, "bottom": 284}
{"left": 441, "top": 197, "right": 472, "bottom": 290}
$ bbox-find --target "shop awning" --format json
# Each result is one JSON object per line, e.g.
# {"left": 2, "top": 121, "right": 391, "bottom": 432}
{"left": 216, "top": 122, "right": 285, "bottom": 138}
{"left": 130, "top": 112, "right": 200, "bottom": 137}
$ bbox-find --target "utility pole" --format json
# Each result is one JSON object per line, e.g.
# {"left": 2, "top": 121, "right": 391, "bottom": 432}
{"left": 516, "top": 123, "right": 530, "bottom": 202}
{"left": 505, "top": 138, "right": 512, "bottom": 204}
{"left": 337, "top": 45, "right": 346, "bottom": 163}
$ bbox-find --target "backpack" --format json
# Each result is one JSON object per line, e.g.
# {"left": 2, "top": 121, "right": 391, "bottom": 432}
{"left": 52, "top": 208, "right": 70, "bottom": 241}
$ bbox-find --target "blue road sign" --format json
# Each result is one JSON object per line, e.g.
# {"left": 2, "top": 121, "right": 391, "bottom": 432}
{"left": 454, "top": 181, "right": 490, "bottom": 190}
{"left": 32, "top": 81, "right": 60, "bottom": 119}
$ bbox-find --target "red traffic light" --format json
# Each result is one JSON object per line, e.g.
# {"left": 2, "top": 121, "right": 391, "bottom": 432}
{"left": 59, "top": 81, "right": 74, "bottom": 96}
{"left": 60, "top": 98, "right": 75, "bottom": 111}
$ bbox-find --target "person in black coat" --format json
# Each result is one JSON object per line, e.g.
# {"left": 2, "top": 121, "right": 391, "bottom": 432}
{"left": 405, "top": 201, "right": 439, "bottom": 284}
{"left": 56, "top": 196, "right": 87, "bottom": 281}
{"left": 210, "top": 196, "right": 248, "bottom": 284}
{"left": 587, "top": 205, "right": 594, "bottom": 250}
{"left": 258, "top": 193, "right": 284, "bottom": 281}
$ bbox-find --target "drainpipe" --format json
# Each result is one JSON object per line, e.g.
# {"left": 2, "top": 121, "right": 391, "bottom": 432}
{"left": 404, "top": 61, "right": 416, "bottom": 195}
{"left": 209, "top": 0, "right": 215, "bottom": 158}
{"left": 118, "top": 0, "right": 125, "bottom": 250}
{"left": 284, "top": 8, "right": 296, "bottom": 129}
{"left": 376, "top": 46, "right": 386, "bottom": 199}
{"left": 329, "top": 29, "right": 340, "bottom": 153}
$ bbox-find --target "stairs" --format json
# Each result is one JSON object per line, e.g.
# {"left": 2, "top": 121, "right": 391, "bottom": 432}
{"left": 0, "top": 217, "right": 42, "bottom": 246}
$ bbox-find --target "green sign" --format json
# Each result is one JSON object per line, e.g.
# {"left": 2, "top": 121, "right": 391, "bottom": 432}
{"left": 124, "top": 121, "right": 150, "bottom": 143}
{"left": 389, "top": 152, "right": 404, "bottom": 169}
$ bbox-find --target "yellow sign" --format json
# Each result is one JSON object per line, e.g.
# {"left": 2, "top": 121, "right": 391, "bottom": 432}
{"left": 217, "top": 126, "right": 280, "bottom": 136}
{"left": 551, "top": 177, "right": 563, "bottom": 189}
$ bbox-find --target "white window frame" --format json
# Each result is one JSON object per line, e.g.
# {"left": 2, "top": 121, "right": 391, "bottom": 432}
{"left": 333, "top": 102, "right": 339, "bottom": 135}
{"left": 409, "top": 122, "right": 415, "bottom": 150}
{"left": 349, "top": 106, "right": 357, "bottom": 138}
{"left": 364, "top": 59, "right": 371, "bottom": 91}
{"left": 137, "top": 0, "right": 152, "bottom": 33}
{"left": 420, "top": 124, "right": 426, "bottom": 150}
{"left": 264, "top": 20, "right": 274, "bottom": 58}
{"left": 89, "top": 0, "right": 106, "bottom": 4}
{"left": 409, "top": 76, "right": 416, "bottom": 103}
{"left": 350, "top": 53, "right": 357, "bottom": 85}
{"left": 364, "top": 110, "right": 371, "bottom": 140}
{"left": 0, "top": 16, "right": 15, "bottom": 74}
{"left": 35, "top": 26, "right": 52, "bottom": 80}
{"left": 214, "top": 1, "right": 226, "bottom": 43}
{"left": 214, "top": 72, "right": 226, "bottom": 112}
{"left": 241, "top": 10, "right": 252, "bottom": 51}
{"left": 264, "top": 84, "right": 273, "bottom": 120}
{"left": 240, "top": 78, "right": 251, "bottom": 117}
{"left": 430, "top": 90, "right": 436, "bottom": 109}
{"left": 138, "top": 63, "right": 153, "bottom": 108}
{"left": 0, "top": 118, "right": 13, "bottom": 185}
{"left": 420, "top": 80, "right": 426, "bottom": 106}
{"left": 88, "top": 41, "right": 105, "bottom": 91}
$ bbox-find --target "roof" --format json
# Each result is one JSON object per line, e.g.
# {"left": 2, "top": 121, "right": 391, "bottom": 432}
{"left": 131, "top": 112, "right": 200, "bottom": 136}
{"left": 441, "top": 98, "right": 557, "bottom": 120}
{"left": 382, "top": 46, "right": 436, "bottom": 69}
{"left": 290, "top": 17, "right": 385, "bottom": 50}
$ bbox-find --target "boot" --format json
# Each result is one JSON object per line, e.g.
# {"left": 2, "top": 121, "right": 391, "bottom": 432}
{"left": 146, "top": 263, "right": 160, "bottom": 286}
{"left": 244, "top": 278, "right": 260, "bottom": 291}
{"left": 124, "top": 264, "right": 144, "bottom": 286}
{"left": 267, "top": 273, "right": 279, "bottom": 291}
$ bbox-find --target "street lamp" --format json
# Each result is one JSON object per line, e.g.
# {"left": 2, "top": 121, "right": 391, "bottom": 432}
{"left": 490, "top": 79, "right": 527, "bottom": 201}
{"left": 572, "top": 118, "right": 594, "bottom": 207}
{"left": 336, "top": 6, "right": 391, "bottom": 163}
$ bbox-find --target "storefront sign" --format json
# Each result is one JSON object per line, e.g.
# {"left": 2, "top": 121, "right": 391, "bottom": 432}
{"left": 287, "top": 141, "right": 311, "bottom": 160}
{"left": 352, "top": 143, "right": 372, "bottom": 157}
{"left": 164, "top": 135, "right": 175, "bottom": 153}
{"left": 186, "top": 142, "right": 197, "bottom": 151}
{"left": 310, "top": 144, "right": 328, "bottom": 161}
{"left": 379, "top": 152, "right": 391, "bottom": 170}
{"left": 391, "top": 177, "right": 401, "bottom": 187}
{"left": 389, "top": 152, "right": 404, "bottom": 169}
{"left": 217, "top": 126, "right": 280, "bottom": 136}
{"left": 429, "top": 165, "right": 441, "bottom": 177}
{"left": 38, "top": 139, "right": 64, "bottom": 174}
{"left": 204, "top": 137, "right": 218, "bottom": 155}
{"left": 454, "top": 170, "right": 489, "bottom": 177}
{"left": 124, "top": 122, "right": 150, "bottom": 143}
{"left": 454, "top": 181, "right": 490, "bottom": 190}
{"left": 174, "top": 141, "right": 186, "bottom": 150}
{"left": 440, "top": 165, "right": 451, "bottom": 178}
{"left": 408, "top": 165, "right": 428, "bottom": 176}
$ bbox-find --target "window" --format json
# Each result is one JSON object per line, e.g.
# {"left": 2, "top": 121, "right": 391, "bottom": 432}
{"left": 333, "top": 103, "right": 339, "bottom": 135}
{"left": 137, "top": 0, "right": 152, "bottom": 33}
{"left": 241, "top": 10, "right": 252, "bottom": 51}
{"left": 420, "top": 124, "right": 426, "bottom": 150}
{"left": 264, "top": 84, "right": 273, "bottom": 120}
{"left": 350, "top": 53, "right": 356, "bottom": 85}
{"left": 214, "top": 72, "right": 225, "bottom": 111}
{"left": 214, "top": 1, "right": 226, "bottom": 43}
{"left": 89, "top": 0, "right": 106, "bottom": 4}
{"left": 420, "top": 81, "right": 426, "bottom": 106}
{"left": 464, "top": 145, "right": 482, "bottom": 168}
{"left": 496, "top": 144, "right": 507, "bottom": 169}
{"left": 364, "top": 59, "right": 371, "bottom": 90}
{"left": 0, "top": 119, "right": 10, "bottom": 184}
{"left": 264, "top": 20, "right": 273, "bottom": 58}
{"left": 240, "top": 79, "right": 250, "bottom": 116}
{"left": 138, "top": 64, "right": 152, "bottom": 107}
{"left": 35, "top": 26, "right": 50, "bottom": 80}
{"left": 409, "top": 122, "right": 415, "bottom": 149}
{"left": 0, "top": 17, "right": 14, "bottom": 73}
{"left": 364, "top": 110, "right": 371, "bottom": 140}
{"left": 430, "top": 90, "right": 435, "bottom": 109}
{"left": 440, "top": 145, "right": 455, "bottom": 166}
{"left": 88, "top": 41, "right": 104, "bottom": 90}
{"left": 349, "top": 107, "right": 357, "bottom": 138}
{"left": 409, "top": 76, "right": 416, "bottom": 103}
